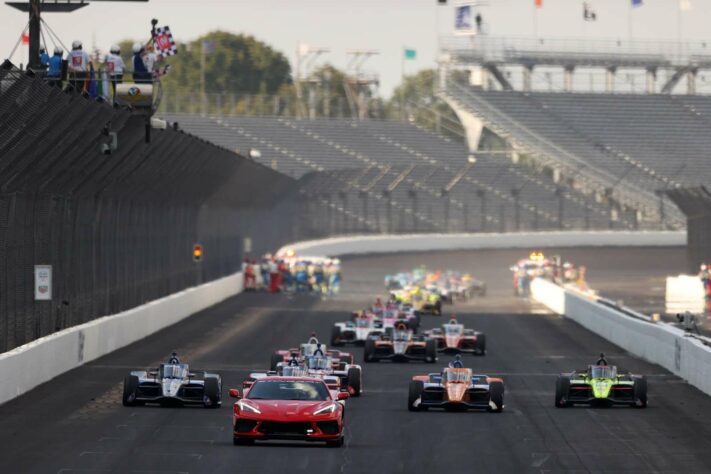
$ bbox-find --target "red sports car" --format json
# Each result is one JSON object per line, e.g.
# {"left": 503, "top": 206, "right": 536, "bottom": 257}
{"left": 229, "top": 377, "right": 348, "bottom": 447}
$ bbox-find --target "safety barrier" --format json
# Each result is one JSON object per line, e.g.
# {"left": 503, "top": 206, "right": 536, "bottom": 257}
{"left": 279, "top": 230, "right": 685, "bottom": 257}
{"left": 0, "top": 272, "right": 242, "bottom": 406}
{"left": 531, "top": 278, "right": 711, "bottom": 397}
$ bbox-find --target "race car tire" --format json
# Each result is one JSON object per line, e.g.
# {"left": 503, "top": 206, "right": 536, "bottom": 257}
{"left": 122, "top": 375, "right": 139, "bottom": 406}
{"left": 364, "top": 338, "right": 377, "bottom": 363}
{"left": 203, "top": 377, "right": 221, "bottom": 408}
{"left": 270, "top": 352, "right": 282, "bottom": 371}
{"left": 488, "top": 381, "right": 504, "bottom": 413}
{"left": 326, "top": 436, "right": 345, "bottom": 448}
{"left": 555, "top": 377, "right": 570, "bottom": 408}
{"left": 331, "top": 326, "right": 343, "bottom": 347}
{"left": 233, "top": 437, "right": 254, "bottom": 446}
{"left": 476, "top": 334, "right": 487, "bottom": 356}
{"left": 347, "top": 367, "right": 362, "bottom": 397}
{"left": 634, "top": 377, "right": 648, "bottom": 408}
{"left": 434, "top": 301, "right": 442, "bottom": 316}
{"left": 408, "top": 380, "right": 425, "bottom": 411}
{"left": 425, "top": 339, "right": 437, "bottom": 363}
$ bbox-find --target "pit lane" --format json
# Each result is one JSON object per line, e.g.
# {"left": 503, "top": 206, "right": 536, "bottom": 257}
{"left": 1, "top": 247, "right": 710, "bottom": 473}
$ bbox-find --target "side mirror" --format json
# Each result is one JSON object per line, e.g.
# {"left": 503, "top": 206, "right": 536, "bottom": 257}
{"left": 228, "top": 389, "right": 241, "bottom": 399}
{"left": 337, "top": 391, "right": 350, "bottom": 401}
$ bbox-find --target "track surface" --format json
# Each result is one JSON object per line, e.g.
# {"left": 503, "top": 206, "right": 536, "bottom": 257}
{"left": 3, "top": 247, "right": 711, "bottom": 473}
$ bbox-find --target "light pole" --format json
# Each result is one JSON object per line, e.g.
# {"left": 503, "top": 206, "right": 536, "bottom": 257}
{"left": 511, "top": 188, "right": 521, "bottom": 231}
{"left": 408, "top": 189, "right": 418, "bottom": 233}
{"left": 555, "top": 186, "right": 565, "bottom": 229}
{"left": 476, "top": 189, "right": 487, "bottom": 232}
{"left": 441, "top": 188, "right": 450, "bottom": 232}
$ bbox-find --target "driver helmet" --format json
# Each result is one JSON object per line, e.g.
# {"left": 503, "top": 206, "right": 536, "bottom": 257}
{"left": 168, "top": 351, "right": 180, "bottom": 364}
{"left": 53, "top": 46, "right": 63, "bottom": 55}
{"left": 71, "top": 40, "right": 82, "bottom": 50}
{"left": 110, "top": 44, "right": 120, "bottom": 54}
{"left": 449, "top": 354, "right": 464, "bottom": 369}
{"left": 132, "top": 42, "right": 143, "bottom": 54}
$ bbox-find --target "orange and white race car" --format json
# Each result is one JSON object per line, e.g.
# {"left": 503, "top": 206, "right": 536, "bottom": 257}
{"left": 408, "top": 360, "right": 504, "bottom": 412}
{"left": 363, "top": 323, "right": 436, "bottom": 363}
{"left": 424, "top": 318, "right": 486, "bottom": 355}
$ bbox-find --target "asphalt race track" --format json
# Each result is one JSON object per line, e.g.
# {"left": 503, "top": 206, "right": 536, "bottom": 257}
{"left": 3, "top": 247, "right": 711, "bottom": 473}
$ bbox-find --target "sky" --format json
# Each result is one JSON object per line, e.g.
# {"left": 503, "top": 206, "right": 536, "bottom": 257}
{"left": 1, "top": 0, "right": 710, "bottom": 98}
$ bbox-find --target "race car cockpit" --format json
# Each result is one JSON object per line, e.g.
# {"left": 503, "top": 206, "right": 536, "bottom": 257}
{"left": 443, "top": 324, "right": 464, "bottom": 336}
{"left": 160, "top": 363, "right": 188, "bottom": 379}
{"left": 393, "top": 324, "right": 412, "bottom": 342}
{"left": 588, "top": 365, "right": 617, "bottom": 379}
{"left": 305, "top": 355, "right": 331, "bottom": 370}
{"left": 281, "top": 365, "right": 307, "bottom": 377}
{"left": 443, "top": 368, "right": 472, "bottom": 383}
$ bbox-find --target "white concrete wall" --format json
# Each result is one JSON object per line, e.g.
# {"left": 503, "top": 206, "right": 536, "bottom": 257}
{"left": 279, "top": 231, "right": 685, "bottom": 258}
{"left": 531, "top": 277, "right": 711, "bottom": 398}
{"left": 0, "top": 272, "right": 243, "bottom": 405}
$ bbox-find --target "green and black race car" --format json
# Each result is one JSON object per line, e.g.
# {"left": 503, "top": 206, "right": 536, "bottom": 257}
{"left": 555, "top": 354, "right": 647, "bottom": 408}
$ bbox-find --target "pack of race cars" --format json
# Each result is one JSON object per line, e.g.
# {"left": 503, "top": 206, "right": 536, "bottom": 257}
{"left": 120, "top": 257, "right": 646, "bottom": 448}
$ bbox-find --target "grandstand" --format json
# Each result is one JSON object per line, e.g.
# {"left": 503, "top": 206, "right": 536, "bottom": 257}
{"left": 164, "top": 113, "right": 629, "bottom": 234}
{"left": 158, "top": 36, "right": 711, "bottom": 235}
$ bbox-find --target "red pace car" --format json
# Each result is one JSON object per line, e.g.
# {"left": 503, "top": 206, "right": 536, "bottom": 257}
{"left": 425, "top": 318, "right": 486, "bottom": 355}
{"left": 229, "top": 377, "right": 348, "bottom": 447}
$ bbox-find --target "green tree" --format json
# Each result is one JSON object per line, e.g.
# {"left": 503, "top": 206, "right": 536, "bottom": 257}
{"left": 162, "top": 31, "right": 291, "bottom": 95}
{"left": 387, "top": 69, "right": 462, "bottom": 137}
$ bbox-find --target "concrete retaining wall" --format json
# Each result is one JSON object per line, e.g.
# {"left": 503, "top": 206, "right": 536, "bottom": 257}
{"left": 279, "top": 231, "right": 685, "bottom": 258}
{"left": 531, "top": 277, "right": 711, "bottom": 397}
{"left": 0, "top": 272, "right": 243, "bottom": 405}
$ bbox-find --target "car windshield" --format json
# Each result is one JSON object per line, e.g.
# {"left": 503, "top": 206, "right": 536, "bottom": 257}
{"left": 589, "top": 366, "right": 617, "bottom": 379}
{"left": 356, "top": 318, "right": 370, "bottom": 328}
{"left": 305, "top": 356, "right": 331, "bottom": 370}
{"left": 444, "top": 369, "right": 472, "bottom": 383}
{"left": 444, "top": 325, "right": 463, "bottom": 336}
{"left": 160, "top": 364, "right": 188, "bottom": 379}
{"left": 247, "top": 380, "right": 331, "bottom": 401}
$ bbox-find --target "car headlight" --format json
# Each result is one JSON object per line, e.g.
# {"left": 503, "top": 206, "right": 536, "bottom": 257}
{"left": 237, "top": 401, "right": 261, "bottom": 414}
{"left": 313, "top": 403, "right": 338, "bottom": 415}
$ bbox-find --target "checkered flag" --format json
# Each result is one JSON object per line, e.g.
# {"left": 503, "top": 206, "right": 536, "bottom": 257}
{"left": 153, "top": 26, "right": 177, "bottom": 57}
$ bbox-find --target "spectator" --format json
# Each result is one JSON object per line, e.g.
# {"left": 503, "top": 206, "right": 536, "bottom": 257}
{"left": 67, "top": 40, "right": 91, "bottom": 92}
{"left": 47, "top": 47, "right": 63, "bottom": 87}
{"left": 132, "top": 42, "right": 151, "bottom": 83}
{"left": 104, "top": 44, "right": 125, "bottom": 96}
{"left": 475, "top": 13, "right": 483, "bottom": 33}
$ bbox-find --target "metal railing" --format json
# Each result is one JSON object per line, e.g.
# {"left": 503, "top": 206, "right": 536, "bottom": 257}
{"left": 441, "top": 35, "right": 711, "bottom": 68}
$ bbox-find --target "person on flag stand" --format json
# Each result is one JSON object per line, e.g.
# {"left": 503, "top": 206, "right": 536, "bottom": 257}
{"left": 47, "top": 47, "right": 63, "bottom": 87}
{"left": 39, "top": 47, "right": 50, "bottom": 69}
{"left": 67, "top": 40, "right": 92, "bottom": 92}
{"left": 104, "top": 44, "right": 125, "bottom": 95}
{"left": 132, "top": 42, "right": 151, "bottom": 84}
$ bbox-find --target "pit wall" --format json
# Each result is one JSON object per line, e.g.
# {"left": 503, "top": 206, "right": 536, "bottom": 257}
{"left": 0, "top": 272, "right": 242, "bottom": 406}
{"left": 531, "top": 278, "right": 711, "bottom": 397}
{"left": 278, "top": 231, "right": 684, "bottom": 257}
